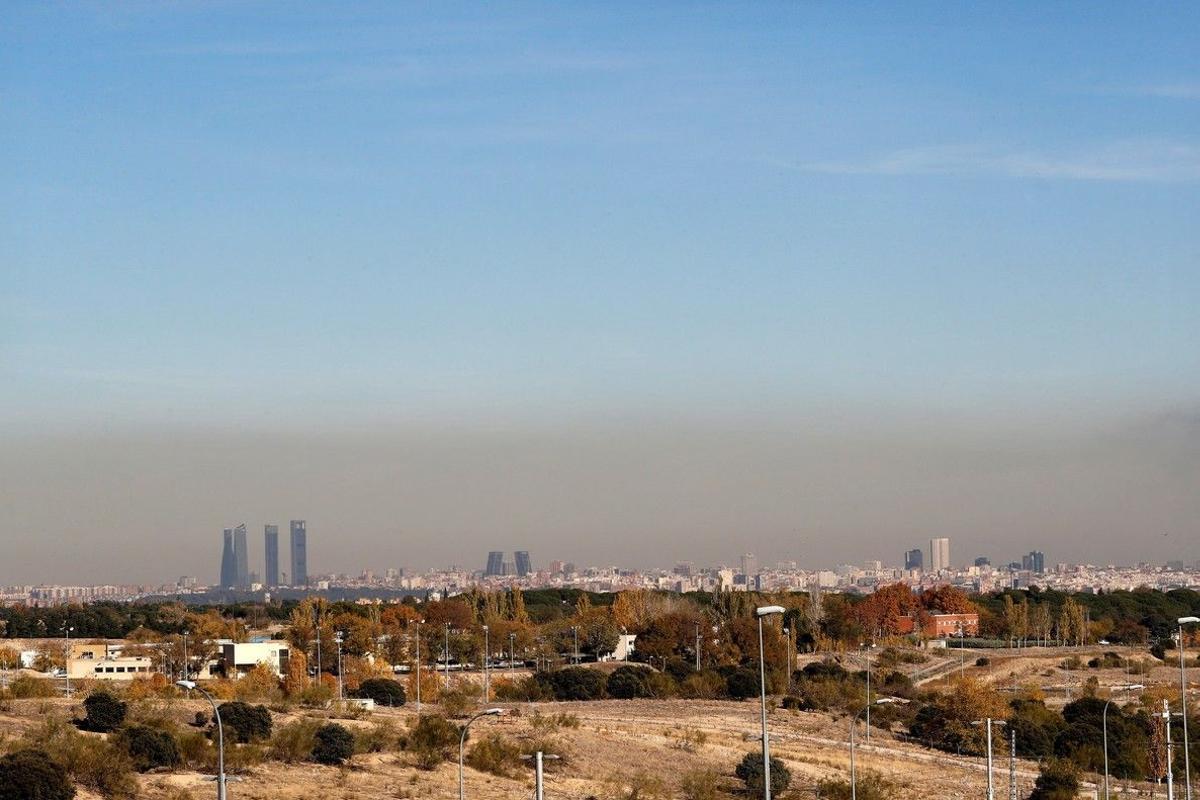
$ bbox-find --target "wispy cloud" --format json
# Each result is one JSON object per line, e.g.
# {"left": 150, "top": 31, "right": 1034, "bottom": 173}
{"left": 781, "top": 141, "right": 1200, "bottom": 182}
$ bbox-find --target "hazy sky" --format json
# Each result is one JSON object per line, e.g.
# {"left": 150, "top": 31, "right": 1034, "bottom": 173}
{"left": 2, "top": 3, "right": 1198, "bottom": 583}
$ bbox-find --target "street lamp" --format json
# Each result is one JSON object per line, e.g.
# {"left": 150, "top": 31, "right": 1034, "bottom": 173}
{"left": 459, "top": 708, "right": 502, "bottom": 800}
{"left": 521, "top": 751, "right": 561, "bottom": 800}
{"left": 1104, "top": 683, "right": 1145, "bottom": 800}
{"left": 414, "top": 619, "right": 425, "bottom": 713}
{"left": 695, "top": 622, "right": 703, "bottom": 672}
{"left": 178, "top": 680, "right": 227, "bottom": 800}
{"left": 509, "top": 632, "right": 517, "bottom": 681}
{"left": 444, "top": 623, "right": 451, "bottom": 688}
{"left": 861, "top": 642, "right": 875, "bottom": 743}
{"left": 571, "top": 626, "right": 580, "bottom": 665}
{"left": 61, "top": 625, "right": 74, "bottom": 697}
{"left": 850, "top": 698, "right": 902, "bottom": 800}
{"left": 970, "top": 718, "right": 1010, "bottom": 800}
{"left": 182, "top": 630, "right": 190, "bottom": 681}
{"left": 756, "top": 605, "right": 785, "bottom": 800}
{"left": 1179, "top": 616, "right": 1199, "bottom": 800}
{"left": 482, "top": 625, "right": 490, "bottom": 702}
{"left": 334, "top": 632, "right": 344, "bottom": 702}
{"left": 782, "top": 628, "right": 791, "bottom": 694}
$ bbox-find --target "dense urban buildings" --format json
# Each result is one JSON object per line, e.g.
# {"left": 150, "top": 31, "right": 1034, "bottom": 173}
{"left": 264, "top": 524, "right": 279, "bottom": 588}
{"left": 289, "top": 520, "right": 307, "bottom": 587}
{"left": 930, "top": 537, "right": 951, "bottom": 572}
{"left": 904, "top": 548, "right": 923, "bottom": 571}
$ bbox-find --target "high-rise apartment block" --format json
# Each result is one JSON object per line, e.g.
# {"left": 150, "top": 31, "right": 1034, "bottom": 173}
{"left": 289, "top": 520, "right": 308, "bottom": 587}
{"left": 904, "top": 549, "right": 924, "bottom": 571}
{"left": 264, "top": 525, "right": 279, "bottom": 588}
{"left": 739, "top": 553, "right": 758, "bottom": 578}
{"left": 930, "top": 537, "right": 950, "bottom": 572}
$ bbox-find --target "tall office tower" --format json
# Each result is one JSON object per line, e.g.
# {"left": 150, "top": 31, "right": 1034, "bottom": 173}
{"left": 930, "top": 537, "right": 951, "bottom": 572}
{"left": 219, "top": 528, "right": 238, "bottom": 587}
{"left": 290, "top": 520, "right": 308, "bottom": 587}
{"left": 485, "top": 551, "right": 505, "bottom": 577}
{"left": 233, "top": 523, "right": 249, "bottom": 588}
{"left": 904, "top": 549, "right": 924, "bottom": 571}
{"left": 264, "top": 525, "right": 280, "bottom": 588}
{"left": 975, "top": 556, "right": 991, "bottom": 567}
{"left": 1023, "top": 551, "right": 1045, "bottom": 574}
{"left": 514, "top": 551, "right": 532, "bottom": 577}
{"left": 740, "top": 553, "right": 758, "bottom": 578}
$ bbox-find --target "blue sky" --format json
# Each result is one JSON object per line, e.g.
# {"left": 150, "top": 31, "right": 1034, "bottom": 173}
{"left": 4, "top": 2, "right": 1197, "bottom": 433}
{"left": 2, "top": 4, "right": 1199, "bottom": 578}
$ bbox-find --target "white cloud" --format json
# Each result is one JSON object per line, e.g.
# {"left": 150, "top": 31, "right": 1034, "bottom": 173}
{"left": 783, "top": 141, "right": 1200, "bottom": 182}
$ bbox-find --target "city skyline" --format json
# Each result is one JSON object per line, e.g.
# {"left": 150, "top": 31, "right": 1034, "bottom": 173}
{"left": 2, "top": 4, "right": 1197, "bottom": 583}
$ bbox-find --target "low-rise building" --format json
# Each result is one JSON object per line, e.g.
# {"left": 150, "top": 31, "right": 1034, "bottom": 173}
{"left": 67, "top": 642, "right": 154, "bottom": 680}
{"left": 217, "top": 641, "right": 290, "bottom": 679}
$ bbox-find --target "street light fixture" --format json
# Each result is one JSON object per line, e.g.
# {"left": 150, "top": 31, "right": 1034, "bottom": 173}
{"left": 459, "top": 708, "right": 503, "bottom": 800}
{"left": 61, "top": 625, "right": 74, "bottom": 697}
{"left": 415, "top": 619, "right": 425, "bottom": 713}
{"left": 521, "top": 751, "right": 561, "bottom": 800}
{"left": 481, "top": 625, "right": 490, "bottom": 702}
{"left": 1104, "top": 683, "right": 1145, "bottom": 800}
{"left": 334, "top": 632, "right": 344, "bottom": 702}
{"left": 850, "top": 698, "right": 903, "bottom": 800}
{"left": 970, "top": 718, "right": 1010, "bottom": 800}
{"left": 755, "top": 606, "right": 785, "bottom": 800}
{"left": 177, "top": 680, "right": 227, "bottom": 800}
{"left": 1179, "top": 616, "right": 1199, "bottom": 800}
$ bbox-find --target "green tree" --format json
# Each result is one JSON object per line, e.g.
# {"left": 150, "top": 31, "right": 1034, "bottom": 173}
{"left": 311, "top": 723, "right": 355, "bottom": 765}
{"left": 80, "top": 691, "right": 127, "bottom": 733}
{"left": 735, "top": 752, "right": 791, "bottom": 796}
{"left": 0, "top": 750, "right": 75, "bottom": 800}
{"left": 1029, "top": 758, "right": 1080, "bottom": 800}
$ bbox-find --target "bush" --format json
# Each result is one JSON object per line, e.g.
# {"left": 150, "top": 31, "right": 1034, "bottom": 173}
{"left": 192, "top": 711, "right": 209, "bottom": 728}
{"left": 217, "top": 701, "right": 272, "bottom": 743}
{"left": 606, "top": 665, "right": 654, "bottom": 699}
{"left": 22, "top": 717, "right": 138, "bottom": 799}
{"left": 735, "top": 752, "right": 791, "bottom": 796}
{"left": 1029, "top": 758, "right": 1080, "bottom": 800}
{"left": 725, "top": 668, "right": 759, "bottom": 701}
{"left": 465, "top": 733, "right": 522, "bottom": 777}
{"left": 535, "top": 667, "right": 607, "bottom": 701}
{"left": 268, "top": 719, "right": 321, "bottom": 763}
{"left": 114, "top": 724, "right": 181, "bottom": 772}
{"left": 353, "top": 721, "right": 403, "bottom": 754}
{"left": 408, "top": 714, "right": 460, "bottom": 770}
{"left": 679, "top": 768, "right": 722, "bottom": 800}
{"left": 975, "top": 657, "right": 991, "bottom": 667}
{"left": 0, "top": 749, "right": 76, "bottom": 800}
{"left": 311, "top": 723, "right": 355, "bottom": 766}
{"left": 354, "top": 678, "right": 406, "bottom": 707}
{"left": 439, "top": 684, "right": 478, "bottom": 718}
{"left": 8, "top": 675, "right": 59, "bottom": 699}
{"left": 815, "top": 773, "right": 896, "bottom": 800}
{"left": 678, "top": 670, "right": 725, "bottom": 700}
{"left": 80, "top": 692, "right": 127, "bottom": 733}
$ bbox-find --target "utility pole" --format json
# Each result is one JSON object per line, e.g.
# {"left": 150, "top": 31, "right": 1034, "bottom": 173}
{"left": 986, "top": 718, "right": 995, "bottom": 800}
{"left": 695, "top": 622, "right": 702, "bottom": 672}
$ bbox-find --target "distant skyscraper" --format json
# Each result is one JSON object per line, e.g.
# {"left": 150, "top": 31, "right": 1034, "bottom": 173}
{"left": 219, "top": 528, "right": 237, "bottom": 587}
{"left": 264, "top": 525, "right": 279, "bottom": 588}
{"left": 514, "top": 551, "right": 532, "bottom": 577}
{"left": 930, "top": 538, "right": 950, "bottom": 572}
{"left": 289, "top": 520, "right": 308, "bottom": 587}
{"left": 974, "top": 556, "right": 991, "bottom": 567}
{"left": 904, "top": 549, "right": 924, "bottom": 571}
{"left": 485, "top": 551, "right": 504, "bottom": 577}
{"left": 233, "top": 523, "right": 249, "bottom": 588}
{"left": 740, "top": 553, "right": 758, "bottom": 578}
{"left": 1022, "top": 551, "right": 1045, "bottom": 574}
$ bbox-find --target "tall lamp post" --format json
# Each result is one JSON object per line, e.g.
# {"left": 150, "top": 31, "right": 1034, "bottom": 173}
{"left": 509, "top": 632, "right": 517, "bottom": 681}
{"left": 415, "top": 619, "right": 424, "bottom": 713}
{"left": 755, "top": 605, "right": 785, "bottom": 800}
{"left": 444, "top": 623, "right": 451, "bottom": 688}
{"left": 970, "top": 718, "right": 1010, "bottom": 800}
{"left": 61, "top": 625, "right": 74, "bottom": 697}
{"left": 782, "top": 628, "right": 791, "bottom": 694}
{"left": 459, "top": 708, "right": 502, "bottom": 800}
{"left": 571, "top": 626, "right": 580, "bottom": 665}
{"left": 522, "top": 751, "right": 561, "bottom": 800}
{"left": 1179, "top": 616, "right": 1199, "bottom": 800}
{"left": 178, "top": 681, "right": 226, "bottom": 800}
{"left": 862, "top": 642, "right": 874, "bottom": 743}
{"left": 850, "top": 698, "right": 902, "bottom": 800}
{"left": 481, "top": 625, "right": 490, "bottom": 702}
{"left": 695, "top": 622, "right": 703, "bottom": 672}
{"left": 182, "top": 630, "right": 190, "bottom": 681}
{"left": 334, "top": 632, "right": 344, "bottom": 702}
{"left": 1103, "top": 683, "right": 1145, "bottom": 800}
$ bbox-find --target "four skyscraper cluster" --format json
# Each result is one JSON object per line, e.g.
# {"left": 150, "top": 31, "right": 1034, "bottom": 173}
{"left": 220, "top": 520, "right": 307, "bottom": 588}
